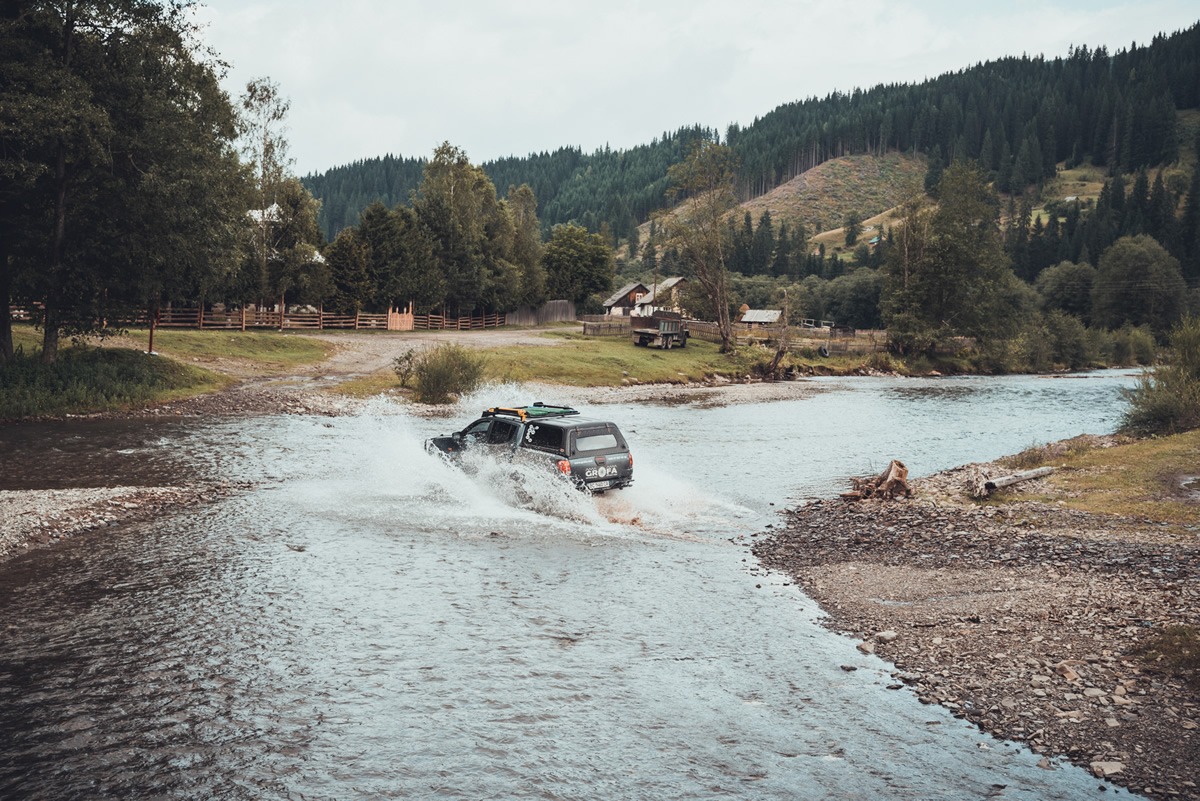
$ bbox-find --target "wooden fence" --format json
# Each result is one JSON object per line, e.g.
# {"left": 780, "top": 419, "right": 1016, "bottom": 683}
{"left": 582, "top": 318, "right": 632, "bottom": 336}
{"left": 10, "top": 300, "right": 568, "bottom": 334}
{"left": 679, "top": 320, "right": 884, "bottom": 353}
{"left": 154, "top": 307, "right": 397, "bottom": 331}
{"left": 412, "top": 312, "right": 505, "bottom": 330}
{"left": 507, "top": 300, "right": 576, "bottom": 326}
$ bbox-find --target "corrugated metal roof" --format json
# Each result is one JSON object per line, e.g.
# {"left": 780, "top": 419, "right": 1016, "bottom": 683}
{"left": 741, "top": 309, "right": 782, "bottom": 324}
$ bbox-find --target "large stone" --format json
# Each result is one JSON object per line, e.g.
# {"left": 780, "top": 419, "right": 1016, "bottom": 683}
{"left": 1054, "top": 663, "right": 1080, "bottom": 682}
{"left": 1090, "top": 761, "right": 1125, "bottom": 778}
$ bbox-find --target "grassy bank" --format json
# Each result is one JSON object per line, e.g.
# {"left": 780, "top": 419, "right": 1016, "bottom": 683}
{"left": 330, "top": 331, "right": 828, "bottom": 397}
{"left": 481, "top": 332, "right": 773, "bottom": 385}
{"left": 130, "top": 328, "right": 332, "bottom": 371}
{"left": 0, "top": 347, "right": 227, "bottom": 420}
{"left": 11, "top": 323, "right": 332, "bottom": 371}
{"left": 3, "top": 324, "right": 331, "bottom": 419}
{"left": 999, "top": 430, "right": 1200, "bottom": 528}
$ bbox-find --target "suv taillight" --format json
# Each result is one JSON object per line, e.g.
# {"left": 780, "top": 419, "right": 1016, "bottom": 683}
{"left": 628, "top": 451, "right": 633, "bottom": 470}
{"left": 556, "top": 459, "right": 571, "bottom": 474}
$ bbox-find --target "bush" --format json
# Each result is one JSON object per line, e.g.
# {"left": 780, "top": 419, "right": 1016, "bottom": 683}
{"left": 391, "top": 348, "right": 417, "bottom": 387}
{"left": 1121, "top": 316, "right": 1200, "bottom": 436}
{"left": 411, "top": 343, "right": 487, "bottom": 405}
{"left": 1018, "top": 321, "right": 1053, "bottom": 372}
{"left": 1109, "top": 324, "right": 1157, "bottom": 366}
{"left": 1045, "top": 311, "right": 1092, "bottom": 369}
{"left": 865, "top": 351, "right": 902, "bottom": 373}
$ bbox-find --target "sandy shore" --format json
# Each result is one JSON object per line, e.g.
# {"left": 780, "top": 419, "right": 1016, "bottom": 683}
{"left": 751, "top": 456, "right": 1200, "bottom": 799}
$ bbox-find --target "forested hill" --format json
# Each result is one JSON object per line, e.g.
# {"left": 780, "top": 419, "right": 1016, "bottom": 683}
{"left": 302, "top": 126, "right": 716, "bottom": 242}
{"left": 303, "top": 21, "right": 1200, "bottom": 243}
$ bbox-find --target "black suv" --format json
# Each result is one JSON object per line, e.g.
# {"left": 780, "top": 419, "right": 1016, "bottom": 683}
{"left": 426, "top": 403, "right": 634, "bottom": 493}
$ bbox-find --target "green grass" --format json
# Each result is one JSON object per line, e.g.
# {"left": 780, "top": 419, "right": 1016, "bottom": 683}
{"left": 3, "top": 323, "right": 325, "bottom": 419}
{"left": 1130, "top": 625, "right": 1200, "bottom": 689}
{"left": 325, "top": 331, "right": 887, "bottom": 399}
{"left": 11, "top": 323, "right": 41, "bottom": 353}
{"left": 1000, "top": 429, "right": 1200, "bottom": 526}
{"left": 139, "top": 328, "right": 332, "bottom": 369}
{"left": 11, "top": 323, "right": 332, "bottom": 371}
{"left": 0, "top": 346, "right": 228, "bottom": 420}
{"left": 478, "top": 332, "right": 771, "bottom": 386}
{"left": 330, "top": 373, "right": 404, "bottom": 398}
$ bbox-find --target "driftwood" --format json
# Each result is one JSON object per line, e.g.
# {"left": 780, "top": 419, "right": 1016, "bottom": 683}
{"left": 971, "top": 466, "right": 1055, "bottom": 498}
{"left": 840, "top": 459, "right": 912, "bottom": 501}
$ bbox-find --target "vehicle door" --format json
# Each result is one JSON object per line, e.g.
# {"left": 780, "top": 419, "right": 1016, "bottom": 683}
{"left": 459, "top": 418, "right": 493, "bottom": 446}
{"left": 486, "top": 419, "right": 520, "bottom": 450}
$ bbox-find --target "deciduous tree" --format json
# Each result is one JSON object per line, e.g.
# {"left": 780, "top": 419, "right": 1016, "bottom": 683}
{"left": 660, "top": 140, "right": 738, "bottom": 352}
{"left": 1091, "top": 235, "right": 1187, "bottom": 334}
{"left": 2, "top": 0, "right": 248, "bottom": 362}
{"left": 882, "top": 163, "right": 1024, "bottom": 354}
{"left": 541, "top": 223, "right": 613, "bottom": 307}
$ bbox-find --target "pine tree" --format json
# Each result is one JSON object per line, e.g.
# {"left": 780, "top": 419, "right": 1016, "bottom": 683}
{"left": 751, "top": 211, "right": 775, "bottom": 275}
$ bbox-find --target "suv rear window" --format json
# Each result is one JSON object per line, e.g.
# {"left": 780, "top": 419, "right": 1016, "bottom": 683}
{"left": 523, "top": 423, "right": 565, "bottom": 452}
{"left": 574, "top": 429, "right": 620, "bottom": 453}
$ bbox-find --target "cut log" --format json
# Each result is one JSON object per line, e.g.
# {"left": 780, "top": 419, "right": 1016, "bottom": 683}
{"left": 975, "top": 466, "right": 1054, "bottom": 498}
{"left": 842, "top": 459, "right": 912, "bottom": 501}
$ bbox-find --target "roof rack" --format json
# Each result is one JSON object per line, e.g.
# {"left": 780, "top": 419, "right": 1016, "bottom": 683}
{"left": 484, "top": 403, "right": 579, "bottom": 421}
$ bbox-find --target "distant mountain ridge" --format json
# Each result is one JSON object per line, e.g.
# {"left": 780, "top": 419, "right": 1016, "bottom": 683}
{"left": 303, "top": 21, "right": 1200, "bottom": 244}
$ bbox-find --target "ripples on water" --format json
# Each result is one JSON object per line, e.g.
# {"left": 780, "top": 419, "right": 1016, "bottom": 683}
{"left": 0, "top": 374, "right": 1139, "bottom": 799}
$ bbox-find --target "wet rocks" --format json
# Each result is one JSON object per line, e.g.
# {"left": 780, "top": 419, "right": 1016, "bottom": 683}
{"left": 0, "top": 483, "right": 251, "bottom": 560}
{"left": 751, "top": 469, "right": 1200, "bottom": 800}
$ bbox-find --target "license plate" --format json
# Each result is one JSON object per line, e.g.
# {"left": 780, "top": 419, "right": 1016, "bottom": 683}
{"left": 588, "top": 480, "right": 613, "bottom": 490}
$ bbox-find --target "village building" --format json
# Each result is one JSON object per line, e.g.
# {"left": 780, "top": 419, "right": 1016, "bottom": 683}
{"left": 602, "top": 282, "right": 648, "bottom": 316}
{"left": 633, "top": 276, "right": 688, "bottom": 317}
{"left": 739, "top": 308, "right": 782, "bottom": 328}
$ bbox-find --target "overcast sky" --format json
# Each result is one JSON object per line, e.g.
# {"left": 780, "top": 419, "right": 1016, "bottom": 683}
{"left": 193, "top": 1, "right": 1200, "bottom": 177}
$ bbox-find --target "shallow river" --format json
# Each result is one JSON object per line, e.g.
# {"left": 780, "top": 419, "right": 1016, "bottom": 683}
{"left": 0, "top": 372, "right": 1143, "bottom": 799}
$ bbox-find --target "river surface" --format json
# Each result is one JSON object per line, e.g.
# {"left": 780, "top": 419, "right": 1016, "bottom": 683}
{"left": 0, "top": 372, "right": 1143, "bottom": 799}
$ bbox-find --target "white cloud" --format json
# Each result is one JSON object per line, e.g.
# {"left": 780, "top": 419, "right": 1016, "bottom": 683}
{"left": 193, "top": 0, "right": 1200, "bottom": 175}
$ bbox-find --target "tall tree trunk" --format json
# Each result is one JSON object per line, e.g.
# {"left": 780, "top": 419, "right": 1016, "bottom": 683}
{"left": 0, "top": 274, "right": 12, "bottom": 365}
{"left": 0, "top": 235, "right": 12, "bottom": 364}
{"left": 41, "top": 304, "right": 58, "bottom": 364}
{"left": 42, "top": 139, "right": 68, "bottom": 365}
{"left": 147, "top": 302, "right": 158, "bottom": 354}
{"left": 41, "top": 7, "right": 74, "bottom": 366}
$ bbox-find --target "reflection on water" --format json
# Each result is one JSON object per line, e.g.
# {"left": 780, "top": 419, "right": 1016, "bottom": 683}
{"left": 0, "top": 418, "right": 202, "bottom": 490}
{"left": 0, "top": 373, "right": 1139, "bottom": 799}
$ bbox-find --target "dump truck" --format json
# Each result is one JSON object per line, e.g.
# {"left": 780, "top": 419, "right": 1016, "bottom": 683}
{"left": 631, "top": 311, "right": 687, "bottom": 349}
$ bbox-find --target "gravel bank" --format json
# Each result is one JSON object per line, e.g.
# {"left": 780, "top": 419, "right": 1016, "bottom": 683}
{"left": 751, "top": 461, "right": 1200, "bottom": 799}
{"left": 0, "top": 483, "right": 251, "bottom": 562}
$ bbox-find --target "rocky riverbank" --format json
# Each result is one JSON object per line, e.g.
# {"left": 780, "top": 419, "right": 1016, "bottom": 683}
{"left": 751, "top": 458, "right": 1200, "bottom": 799}
{"left": 0, "top": 482, "right": 253, "bottom": 562}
